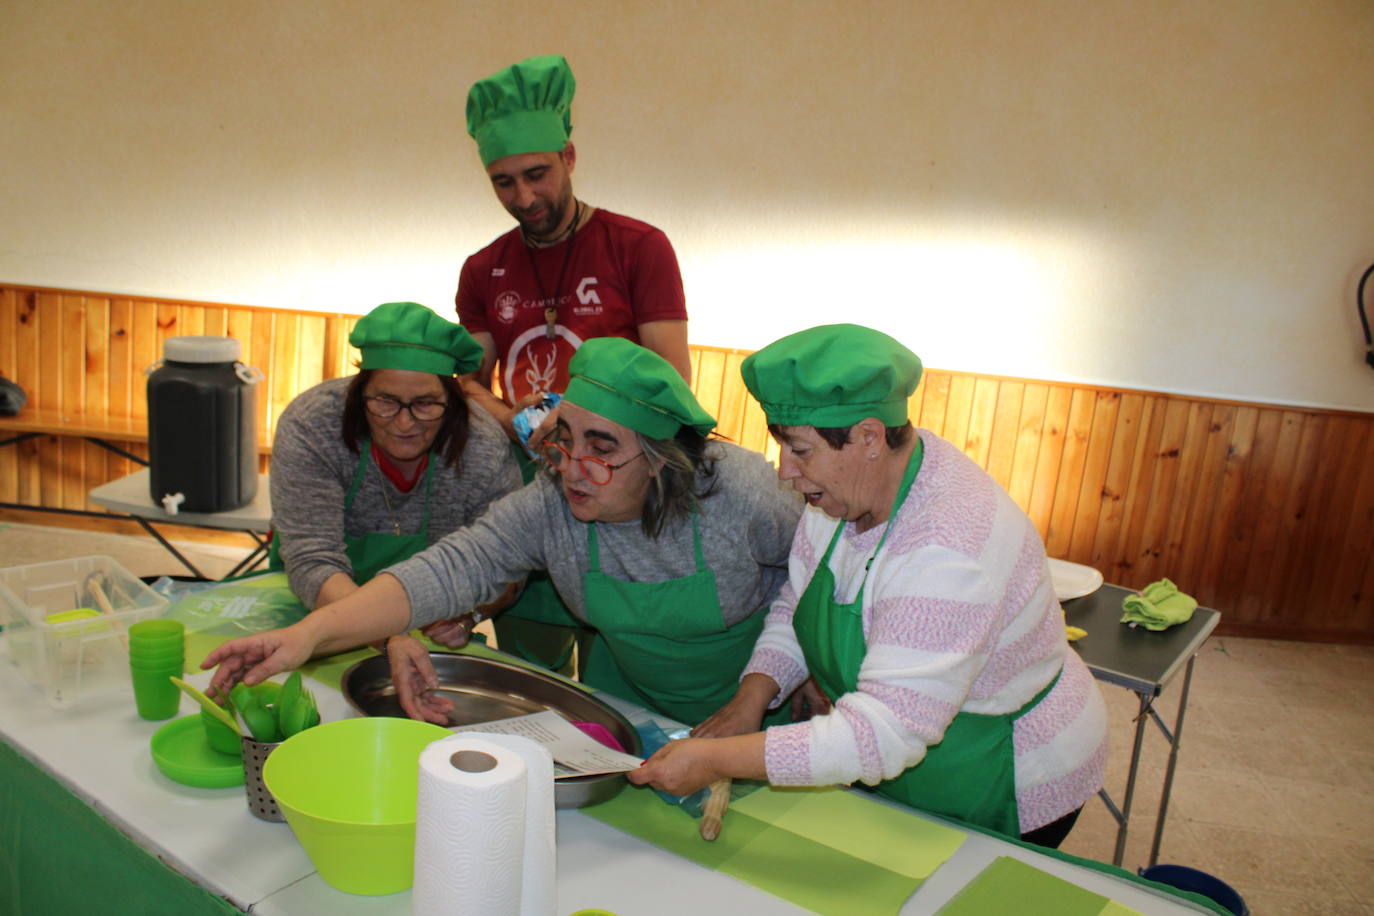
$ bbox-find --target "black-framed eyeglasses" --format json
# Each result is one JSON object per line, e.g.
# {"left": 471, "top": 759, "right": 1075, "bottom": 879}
{"left": 541, "top": 440, "right": 645, "bottom": 486}
{"left": 364, "top": 395, "right": 448, "bottom": 421}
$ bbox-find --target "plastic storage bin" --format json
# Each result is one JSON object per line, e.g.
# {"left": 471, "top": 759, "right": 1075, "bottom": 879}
{"left": 0, "top": 556, "right": 169, "bottom": 707}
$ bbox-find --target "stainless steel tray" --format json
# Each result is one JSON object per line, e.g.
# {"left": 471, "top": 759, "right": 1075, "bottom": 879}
{"left": 339, "top": 652, "right": 641, "bottom": 809}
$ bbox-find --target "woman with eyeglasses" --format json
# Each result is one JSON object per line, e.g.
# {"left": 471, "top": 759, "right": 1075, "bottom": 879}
{"left": 267, "top": 302, "right": 521, "bottom": 627}
{"left": 205, "top": 337, "right": 804, "bottom": 728}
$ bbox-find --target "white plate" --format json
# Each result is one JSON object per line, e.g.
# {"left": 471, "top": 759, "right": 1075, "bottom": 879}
{"left": 1047, "top": 558, "right": 1104, "bottom": 601}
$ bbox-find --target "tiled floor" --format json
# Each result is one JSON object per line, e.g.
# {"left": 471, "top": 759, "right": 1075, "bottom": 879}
{"left": 1059, "top": 634, "right": 1374, "bottom": 915}
{"left": 3, "top": 520, "right": 1371, "bottom": 915}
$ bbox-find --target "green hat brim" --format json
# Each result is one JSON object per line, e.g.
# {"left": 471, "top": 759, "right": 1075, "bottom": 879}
{"left": 757, "top": 399, "right": 911, "bottom": 429}
{"left": 359, "top": 343, "right": 468, "bottom": 377}
{"left": 564, "top": 375, "right": 708, "bottom": 440}
{"left": 475, "top": 110, "right": 570, "bottom": 166}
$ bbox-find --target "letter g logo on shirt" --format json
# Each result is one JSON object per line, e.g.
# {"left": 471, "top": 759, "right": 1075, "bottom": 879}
{"left": 576, "top": 277, "right": 601, "bottom": 305}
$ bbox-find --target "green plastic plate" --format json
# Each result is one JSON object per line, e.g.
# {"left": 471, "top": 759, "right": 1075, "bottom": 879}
{"left": 150, "top": 715, "right": 244, "bottom": 788}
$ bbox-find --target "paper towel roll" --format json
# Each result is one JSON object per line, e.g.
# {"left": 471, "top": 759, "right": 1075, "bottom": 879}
{"left": 413, "top": 733, "right": 557, "bottom": 916}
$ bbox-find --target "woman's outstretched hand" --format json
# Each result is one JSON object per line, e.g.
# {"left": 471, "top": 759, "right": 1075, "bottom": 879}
{"left": 388, "top": 634, "right": 454, "bottom": 724}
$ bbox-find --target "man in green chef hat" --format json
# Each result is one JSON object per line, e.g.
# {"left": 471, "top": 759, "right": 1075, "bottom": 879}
{"left": 455, "top": 54, "right": 693, "bottom": 672}
{"left": 456, "top": 54, "right": 691, "bottom": 438}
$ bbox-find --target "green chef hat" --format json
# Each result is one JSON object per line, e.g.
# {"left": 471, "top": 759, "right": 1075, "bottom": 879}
{"left": 740, "top": 324, "right": 922, "bottom": 428}
{"left": 348, "top": 302, "right": 484, "bottom": 377}
{"left": 466, "top": 55, "right": 575, "bottom": 167}
{"left": 564, "top": 338, "right": 716, "bottom": 440}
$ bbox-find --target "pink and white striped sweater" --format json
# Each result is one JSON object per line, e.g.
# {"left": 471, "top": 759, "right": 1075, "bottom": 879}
{"left": 744, "top": 429, "right": 1108, "bottom": 832}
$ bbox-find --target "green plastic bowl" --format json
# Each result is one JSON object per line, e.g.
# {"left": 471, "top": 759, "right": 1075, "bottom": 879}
{"left": 263, "top": 717, "right": 451, "bottom": 895}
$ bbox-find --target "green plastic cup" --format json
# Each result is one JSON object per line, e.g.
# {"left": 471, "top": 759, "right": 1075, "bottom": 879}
{"left": 263, "top": 717, "right": 451, "bottom": 895}
{"left": 128, "top": 645, "right": 185, "bottom": 665}
{"left": 128, "top": 619, "right": 185, "bottom": 644}
{"left": 130, "top": 667, "right": 181, "bottom": 720}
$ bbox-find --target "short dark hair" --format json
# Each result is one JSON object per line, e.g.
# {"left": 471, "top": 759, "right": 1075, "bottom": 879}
{"left": 768, "top": 421, "right": 914, "bottom": 451}
{"left": 341, "top": 370, "right": 471, "bottom": 469}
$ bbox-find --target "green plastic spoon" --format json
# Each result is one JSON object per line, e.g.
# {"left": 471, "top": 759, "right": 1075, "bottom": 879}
{"left": 169, "top": 676, "right": 241, "bottom": 737}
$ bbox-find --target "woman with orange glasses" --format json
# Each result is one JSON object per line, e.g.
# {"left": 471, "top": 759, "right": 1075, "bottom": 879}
{"left": 204, "top": 338, "right": 804, "bottom": 727}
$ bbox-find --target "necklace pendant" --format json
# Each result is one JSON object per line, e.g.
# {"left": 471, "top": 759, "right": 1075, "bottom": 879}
{"left": 544, "top": 306, "right": 558, "bottom": 339}
{"left": 392, "top": 522, "right": 401, "bottom": 536}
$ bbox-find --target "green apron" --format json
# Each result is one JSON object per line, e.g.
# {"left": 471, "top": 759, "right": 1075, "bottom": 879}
{"left": 793, "top": 439, "right": 1060, "bottom": 837}
{"left": 580, "top": 512, "right": 789, "bottom": 728}
{"left": 268, "top": 441, "right": 434, "bottom": 586}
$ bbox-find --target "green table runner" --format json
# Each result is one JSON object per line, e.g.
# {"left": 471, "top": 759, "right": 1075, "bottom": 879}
{"left": 585, "top": 783, "right": 965, "bottom": 916}
{"left": 936, "top": 856, "right": 1146, "bottom": 916}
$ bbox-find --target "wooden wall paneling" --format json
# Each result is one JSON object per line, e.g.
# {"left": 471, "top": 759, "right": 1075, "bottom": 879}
{"left": 940, "top": 375, "right": 977, "bottom": 456}
{"left": 1192, "top": 406, "right": 1256, "bottom": 606}
{"left": 1006, "top": 382, "right": 1047, "bottom": 514}
{"left": 297, "top": 314, "right": 327, "bottom": 393}
{"left": 109, "top": 298, "right": 133, "bottom": 420}
{"left": 15, "top": 292, "right": 42, "bottom": 505}
{"left": 269, "top": 314, "right": 301, "bottom": 444}
{"left": 1288, "top": 417, "right": 1368, "bottom": 627}
{"left": 56, "top": 296, "right": 86, "bottom": 510}
{"left": 1212, "top": 408, "right": 1280, "bottom": 614}
{"left": 130, "top": 300, "right": 158, "bottom": 422}
{"left": 1129, "top": 398, "right": 1193, "bottom": 588}
{"left": 1158, "top": 401, "right": 1215, "bottom": 590}
{"left": 1043, "top": 387, "right": 1095, "bottom": 558}
{"left": 962, "top": 378, "right": 1001, "bottom": 471}
{"left": 181, "top": 303, "right": 206, "bottom": 337}
{"left": 691, "top": 348, "right": 728, "bottom": 431}
{"left": 250, "top": 311, "right": 276, "bottom": 446}
{"left": 1308, "top": 420, "right": 1374, "bottom": 623}
{"left": 983, "top": 380, "right": 1022, "bottom": 490}
{"left": 201, "top": 306, "right": 227, "bottom": 338}
{"left": 0, "top": 289, "right": 16, "bottom": 503}
{"left": 1179, "top": 404, "right": 1237, "bottom": 600}
{"left": 919, "top": 370, "right": 952, "bottom": 439}
{"left": 713, "top": 351, "right": 752, "bottom": 447}
{"left": 1089, "top": 392, "right": 1145, "bottom": 575}
{"left": 1025, "top": 384, "right": 1072, "bottom": 539}
{"left": 1259, "top": 413, "right": 1328, "bottom": 627}
{"left": 6, "top": 284, "right": 1374, "bottom": 642}
{"left": 107, "top": 297, "right": 137, "bottom": 485}
{"left": 1101, "top": 396, "right": 1161, "bottom": 586}
{"left": 1234, "top": 410, "right": 1304, "bottom": 621}
{"left": 82, "top": 296, "right": 111, "bottom": 508}
{"left": 1065, "top": 391, "right": 1121, "bottom": 563}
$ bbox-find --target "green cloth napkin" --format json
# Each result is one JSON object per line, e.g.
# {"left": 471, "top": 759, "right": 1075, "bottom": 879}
{"left": 585, "top": 783, "right": 966, "bottom": 916}
{"left": 1119, "top": 578, "right": 1197, "bottom": 631}
{"left": 936, "top": 856, "right": 1146, "bottom": 916}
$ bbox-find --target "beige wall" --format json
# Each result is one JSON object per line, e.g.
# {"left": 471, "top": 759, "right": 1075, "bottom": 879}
{"left": 2, "top": 0, "right": 1372, "bottom": 410}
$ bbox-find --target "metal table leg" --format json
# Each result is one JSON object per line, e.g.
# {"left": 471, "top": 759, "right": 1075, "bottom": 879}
{"left": 1148, "top": 654, "right": 1196, "bottom": 867}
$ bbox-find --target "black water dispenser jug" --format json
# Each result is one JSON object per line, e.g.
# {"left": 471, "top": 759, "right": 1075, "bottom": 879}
{"left": 146, "top": 336, "right": 263, "bottom": 514}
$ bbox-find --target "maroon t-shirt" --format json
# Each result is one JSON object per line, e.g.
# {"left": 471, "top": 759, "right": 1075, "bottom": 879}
{"left": 456, "top": 209, "right": 687, "bottom": 405}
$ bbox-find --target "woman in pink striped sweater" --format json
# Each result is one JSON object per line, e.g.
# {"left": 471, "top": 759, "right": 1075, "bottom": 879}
{"left": 629, "top": 324, "right": 1108, "bottom": 847}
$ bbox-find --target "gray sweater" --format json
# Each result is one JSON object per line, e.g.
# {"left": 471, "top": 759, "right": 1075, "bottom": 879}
{"left": 388, "top": 442, "right": 804, "bottom": 631}
{"left": 270, "top": 376, "right": 522, "bottom": 608}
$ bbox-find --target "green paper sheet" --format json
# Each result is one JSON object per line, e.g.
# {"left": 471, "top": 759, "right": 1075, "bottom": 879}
{"left": 936, "top": 856, "right": 1144, "bottom": 916}
{"left": 586, "top": 783, "right": 965, "bottom": 916}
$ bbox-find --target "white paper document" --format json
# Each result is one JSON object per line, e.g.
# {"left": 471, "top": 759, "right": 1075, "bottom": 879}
{"left": 450, "top": 709, "right": 645, "bottom": 779}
